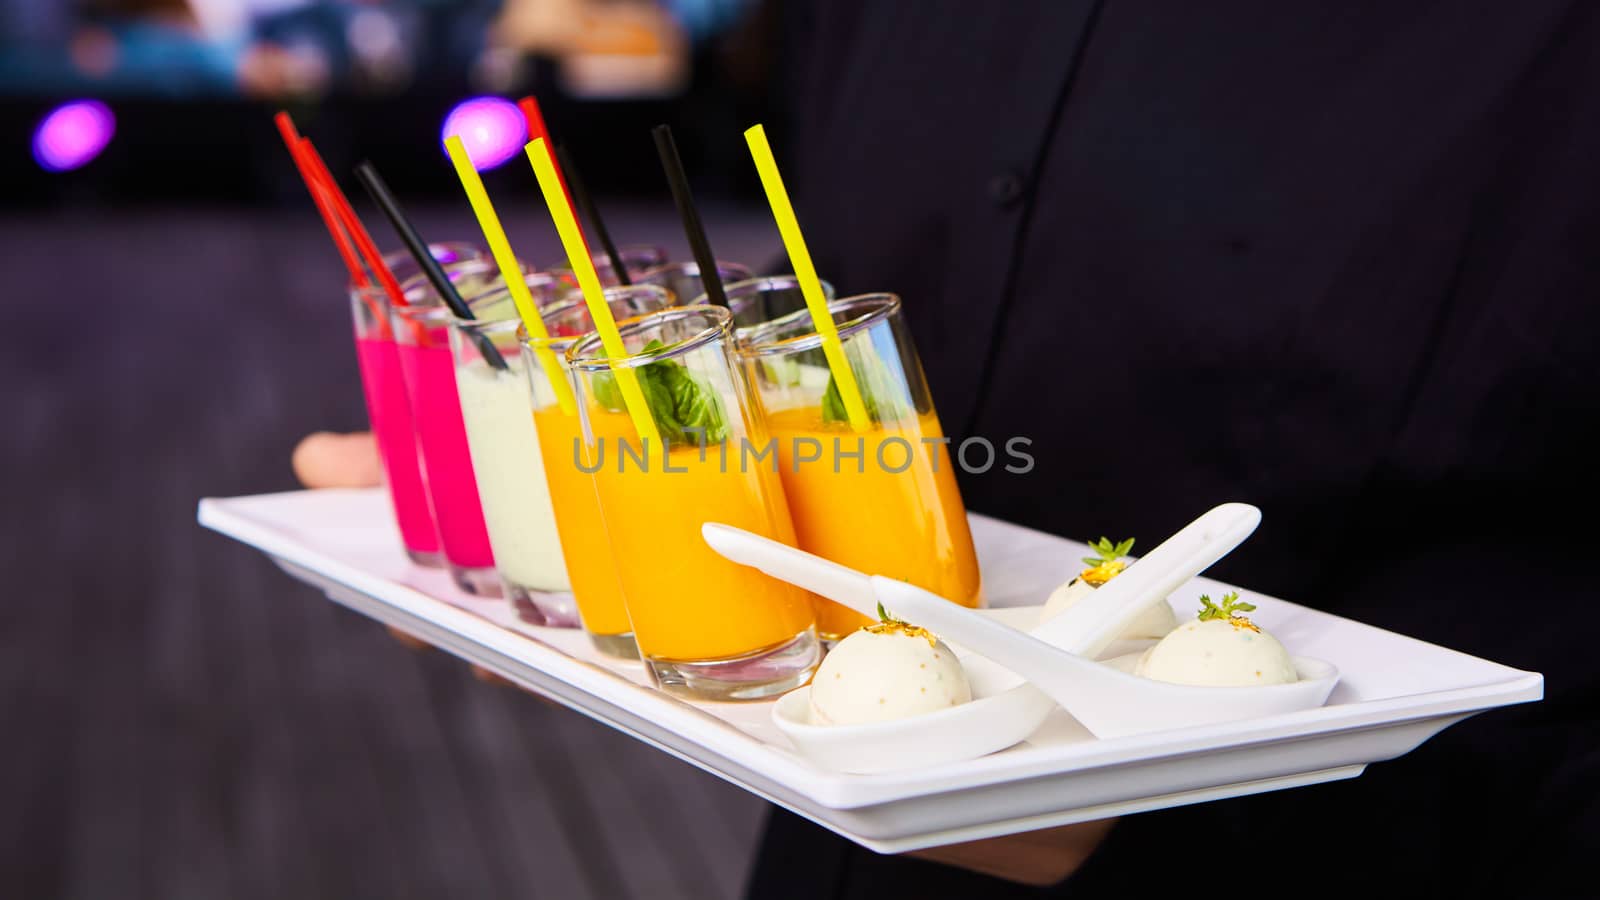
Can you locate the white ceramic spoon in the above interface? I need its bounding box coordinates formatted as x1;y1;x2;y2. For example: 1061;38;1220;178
767;654;1053;774
873;575;1339;739
702;523;1052;774
702;522;877;620
1034;502;1263;657
865;503;1338;738
704;504;1336;770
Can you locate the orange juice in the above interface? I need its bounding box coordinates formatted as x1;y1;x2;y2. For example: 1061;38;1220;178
521;282;677;658
767;406;983;638
586;410;816;661
533;405;632;638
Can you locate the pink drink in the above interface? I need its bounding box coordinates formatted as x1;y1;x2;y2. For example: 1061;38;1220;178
394;327;497;572
354;335;439;559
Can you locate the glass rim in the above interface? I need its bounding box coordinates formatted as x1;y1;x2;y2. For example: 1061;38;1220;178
520;283;677;354
382;240;484;267
540;283;674;325
690;274;831;308
566;305;734;372
736;293;901;358
391;301;451;324
445;271;565;330
545;243;669;273
451;315;523;338
399;258;507;305
354;242;486;291
393;295;494;326
638;259;753;279
554;280;677;313
348;282;389;305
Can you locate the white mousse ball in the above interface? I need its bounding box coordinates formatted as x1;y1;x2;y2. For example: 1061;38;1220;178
1040;578;1179;640
1136;618;1299;686
810;629;972;725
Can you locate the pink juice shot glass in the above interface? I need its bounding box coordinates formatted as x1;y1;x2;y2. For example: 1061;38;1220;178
390;259;514;597
349;285;442;566
346;243;487;567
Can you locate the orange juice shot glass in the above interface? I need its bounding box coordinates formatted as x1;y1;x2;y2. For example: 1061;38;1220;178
737;293;983;642
519;284;676;659
565;306;821;700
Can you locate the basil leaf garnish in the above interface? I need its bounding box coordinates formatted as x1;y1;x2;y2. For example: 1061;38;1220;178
820;340;910;426
590;339;729;448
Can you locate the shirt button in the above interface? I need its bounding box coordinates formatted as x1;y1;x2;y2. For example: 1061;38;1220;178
988;171;1027;207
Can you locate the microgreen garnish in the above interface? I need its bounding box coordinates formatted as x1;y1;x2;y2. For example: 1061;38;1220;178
1082;537;1134;569
1078;536;1134;586
1197;592;1259;630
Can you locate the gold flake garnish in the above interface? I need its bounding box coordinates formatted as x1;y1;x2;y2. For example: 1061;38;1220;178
1079;559;1127;586
1079;537;1134;585
867;601;938;647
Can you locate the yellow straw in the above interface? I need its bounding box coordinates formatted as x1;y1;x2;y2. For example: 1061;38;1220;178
443;135;575;414
525;137;662;450
743;124;870;433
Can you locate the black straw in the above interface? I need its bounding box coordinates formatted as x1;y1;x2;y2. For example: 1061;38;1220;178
651;125;728;308
353;161;507;371
556;145;631;287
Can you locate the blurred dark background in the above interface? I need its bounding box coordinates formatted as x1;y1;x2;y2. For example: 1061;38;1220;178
1;0;787;204
3;2;796;898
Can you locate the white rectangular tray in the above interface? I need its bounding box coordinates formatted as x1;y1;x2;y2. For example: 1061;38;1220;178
198;488;1541;852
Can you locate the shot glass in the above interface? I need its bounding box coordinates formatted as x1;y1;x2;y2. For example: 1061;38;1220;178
637;260;754;310
519;284;676;657
547;244;668;291
391;293;498;596
567;306;820;699
347;284;441;566
448;275;579;623
344;242;488;567
737;293;983;642
699;274;835;330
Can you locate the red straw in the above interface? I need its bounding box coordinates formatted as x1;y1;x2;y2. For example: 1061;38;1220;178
272;113;397;337
302;159;369;287
517;95;589;250
518;96;566;200
273;112;367;287
298;139;411;308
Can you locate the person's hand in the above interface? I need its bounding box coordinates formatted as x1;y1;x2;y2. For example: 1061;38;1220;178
907;818;1116;886
292;431;384;488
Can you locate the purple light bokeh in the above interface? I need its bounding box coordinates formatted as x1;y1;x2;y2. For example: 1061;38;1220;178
440;97;528;171
33;101;116;173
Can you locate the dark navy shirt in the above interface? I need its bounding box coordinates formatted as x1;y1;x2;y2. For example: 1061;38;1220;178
747;2;1600;896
